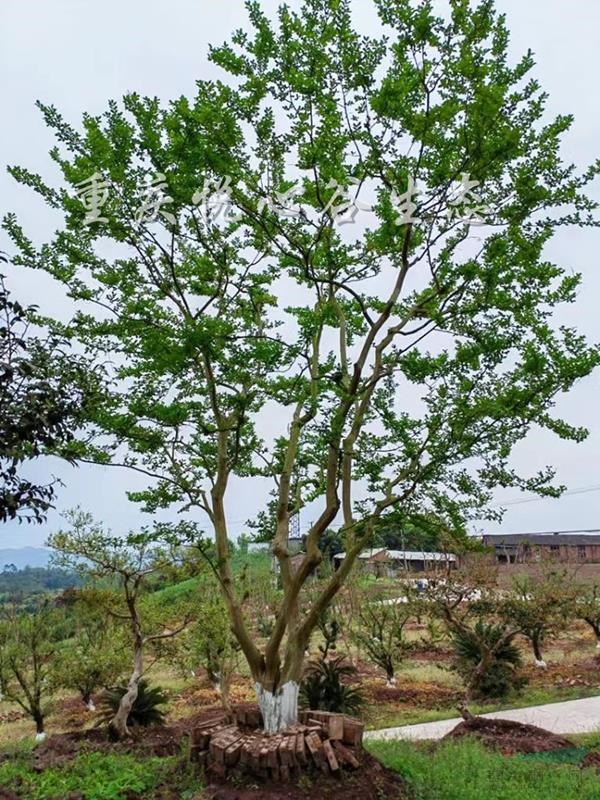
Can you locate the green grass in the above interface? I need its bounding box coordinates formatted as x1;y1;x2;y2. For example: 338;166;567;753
368;738;600;800
0;751;198;800
365;684;600;730
152;576;201;604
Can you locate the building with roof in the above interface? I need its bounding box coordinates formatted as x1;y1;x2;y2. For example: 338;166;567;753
332;547;458;577
482;530;600;565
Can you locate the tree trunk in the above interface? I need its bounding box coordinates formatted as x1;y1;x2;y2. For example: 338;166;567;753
34;710;45;741
109;640;143;740
255;681;300;734
81;691;96;712
385;662;396;687
532;634;546;668
583;618;600;648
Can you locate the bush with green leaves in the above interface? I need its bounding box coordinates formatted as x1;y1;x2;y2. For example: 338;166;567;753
351;592;415;685
300;656;363;714
53;597;129;709
178;586;241;711
0;601;64;737
316;607;340;658
99;679;168;728
451;621;525;701
505;568;577;668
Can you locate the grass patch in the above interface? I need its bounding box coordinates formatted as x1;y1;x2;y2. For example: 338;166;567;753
0;751;197;800
368;738;600;799
365;685;600;730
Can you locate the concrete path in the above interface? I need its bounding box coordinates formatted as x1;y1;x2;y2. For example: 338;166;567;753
365;695;600;741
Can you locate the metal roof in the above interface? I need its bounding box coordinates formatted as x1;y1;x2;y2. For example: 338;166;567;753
333;548;457;562
483;531;600;546
385;550;458;562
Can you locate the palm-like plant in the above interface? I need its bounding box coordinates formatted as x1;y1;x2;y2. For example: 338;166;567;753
99;679;168;728
452;621;524;700
300;656;363;714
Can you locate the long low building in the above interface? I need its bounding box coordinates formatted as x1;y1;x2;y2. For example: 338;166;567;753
333;547;458;577
482;531;600;564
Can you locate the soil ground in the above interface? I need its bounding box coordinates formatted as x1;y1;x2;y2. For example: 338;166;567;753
444;716;576;755
6;712;408;800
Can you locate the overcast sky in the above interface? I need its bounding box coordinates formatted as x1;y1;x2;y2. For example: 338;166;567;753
1;0;599;548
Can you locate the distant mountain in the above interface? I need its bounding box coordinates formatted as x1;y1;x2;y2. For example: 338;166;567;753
0;547;52;571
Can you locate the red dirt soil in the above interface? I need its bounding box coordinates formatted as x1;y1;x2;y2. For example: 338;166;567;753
365;682;461;707
203;750;408;800
21;709;408;800
444;716;576;756
581;751;600;774
30;708;227;771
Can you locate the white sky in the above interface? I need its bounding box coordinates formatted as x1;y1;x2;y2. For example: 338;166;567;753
1;0;599;547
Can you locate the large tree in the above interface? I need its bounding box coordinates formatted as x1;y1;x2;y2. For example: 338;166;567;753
4;0;599;730
0;254;97;523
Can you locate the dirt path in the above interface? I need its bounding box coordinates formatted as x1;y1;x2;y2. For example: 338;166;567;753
365;695;600;741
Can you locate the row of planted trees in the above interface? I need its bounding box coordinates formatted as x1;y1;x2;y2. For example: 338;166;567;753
3;511;600;742
300;560;600;709
0;510;251;740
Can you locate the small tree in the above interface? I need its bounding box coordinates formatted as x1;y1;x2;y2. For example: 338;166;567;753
316;607;340;659
428;565;525;712
54;596;129;710
0;602;61;739
48;510;194;740
576;583;600;650
352;590;414;685
506;568;577;668
179;585;241;712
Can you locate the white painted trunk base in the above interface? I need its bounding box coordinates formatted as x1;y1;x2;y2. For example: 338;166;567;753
86;699;96;712
256;681;299;734
35;732;46;742
534;659;547;669
596;640;600;649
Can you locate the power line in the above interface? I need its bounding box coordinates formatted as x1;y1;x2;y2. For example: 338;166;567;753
493;483;600;508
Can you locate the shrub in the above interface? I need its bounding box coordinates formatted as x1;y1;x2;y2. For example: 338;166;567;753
0;751;175;800
351;595;413;684
452;621;525;700
317;608;340;658
99;679;168;728
300;656;363;714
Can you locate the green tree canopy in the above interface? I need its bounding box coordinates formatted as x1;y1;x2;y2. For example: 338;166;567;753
4;0;599;728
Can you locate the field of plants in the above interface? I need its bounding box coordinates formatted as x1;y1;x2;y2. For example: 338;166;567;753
1;542;600;799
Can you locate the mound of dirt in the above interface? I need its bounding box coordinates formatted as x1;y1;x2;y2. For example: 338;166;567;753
444;716;575;755
32;725;183;771
581;751;600;774
31;708;229;772
203;750;408;800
